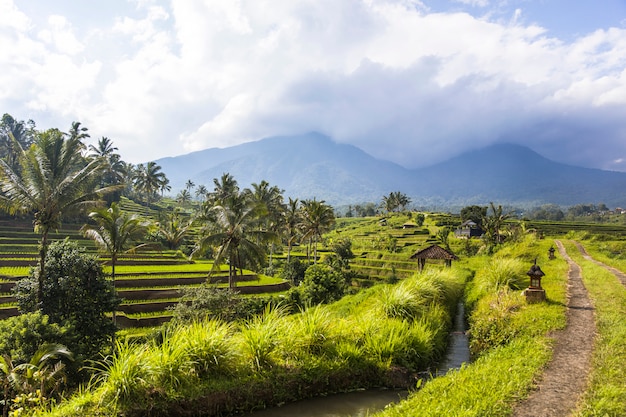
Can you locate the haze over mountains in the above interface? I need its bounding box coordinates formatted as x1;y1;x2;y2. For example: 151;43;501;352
155;133;626;209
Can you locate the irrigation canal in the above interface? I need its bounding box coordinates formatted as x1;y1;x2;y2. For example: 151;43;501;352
242;302;471;417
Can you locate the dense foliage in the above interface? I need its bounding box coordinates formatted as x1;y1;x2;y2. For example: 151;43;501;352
14;240;120;360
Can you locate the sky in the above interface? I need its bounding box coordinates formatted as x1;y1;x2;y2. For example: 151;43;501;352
1;0;626;172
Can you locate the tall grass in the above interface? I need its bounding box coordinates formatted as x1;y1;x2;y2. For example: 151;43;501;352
168;319;236;378
39;259;468;417
236;305;286;372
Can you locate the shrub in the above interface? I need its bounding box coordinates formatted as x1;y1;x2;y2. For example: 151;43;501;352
0;312;70;364
299;264;347;306
13;240;119;360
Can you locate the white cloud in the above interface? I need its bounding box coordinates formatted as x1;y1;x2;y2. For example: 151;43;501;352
1;0;625;173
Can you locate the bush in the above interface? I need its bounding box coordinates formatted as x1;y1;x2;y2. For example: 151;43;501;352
13;239;120;360
299;264;348;306
280;258;308;285
0;312;70;364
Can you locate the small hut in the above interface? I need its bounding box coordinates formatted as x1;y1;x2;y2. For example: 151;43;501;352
410;244;459;271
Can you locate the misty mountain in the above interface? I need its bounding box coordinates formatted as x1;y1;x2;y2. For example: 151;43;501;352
154;133;626;209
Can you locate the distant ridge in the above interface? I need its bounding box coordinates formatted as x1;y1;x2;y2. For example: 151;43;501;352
154;134;626;208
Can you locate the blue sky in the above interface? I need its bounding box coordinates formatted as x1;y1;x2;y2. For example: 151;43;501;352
1;0;626;172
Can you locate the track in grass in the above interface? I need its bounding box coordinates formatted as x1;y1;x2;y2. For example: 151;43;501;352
512;240;596;417
574;242;626;288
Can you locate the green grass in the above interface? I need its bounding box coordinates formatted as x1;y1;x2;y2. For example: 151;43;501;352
373;236;569;417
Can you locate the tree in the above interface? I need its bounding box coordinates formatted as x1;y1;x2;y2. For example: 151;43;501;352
300;199;335;263
481;202;512;251
88;136;117;159
381;191;411;213
0;114;35;174
436;226;453;251
193;189;277;289
208;173;239;205
132;161;168;203
81;202;150;324
195;184;208;201
0;125;117;304
298;264;347;305
157;211;192;250
460;205;487;227
245;180;285;266
13;240;120;360
176;189;192;206
284;197;301;262
185;179;195;193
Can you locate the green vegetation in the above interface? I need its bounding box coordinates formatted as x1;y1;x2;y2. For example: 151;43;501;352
2;114;626;416
373;235;569;417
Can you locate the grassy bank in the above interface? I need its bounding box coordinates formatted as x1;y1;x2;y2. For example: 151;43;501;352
39;267;467;417
373;236;569;417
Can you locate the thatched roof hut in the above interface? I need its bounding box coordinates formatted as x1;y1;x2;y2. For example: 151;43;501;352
410;244;458;271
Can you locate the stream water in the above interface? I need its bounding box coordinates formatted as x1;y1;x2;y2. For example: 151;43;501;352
435;301;471;376
241;389;408;417
242;302;470;417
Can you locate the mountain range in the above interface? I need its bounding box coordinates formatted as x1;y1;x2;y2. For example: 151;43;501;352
154;132;626;209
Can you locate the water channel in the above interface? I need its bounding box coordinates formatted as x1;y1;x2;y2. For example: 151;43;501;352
242;302;470;417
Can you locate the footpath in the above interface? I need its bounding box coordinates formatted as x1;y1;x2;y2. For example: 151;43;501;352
512;240;595;417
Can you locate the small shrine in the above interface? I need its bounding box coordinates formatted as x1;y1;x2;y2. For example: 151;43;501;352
523;260;546;303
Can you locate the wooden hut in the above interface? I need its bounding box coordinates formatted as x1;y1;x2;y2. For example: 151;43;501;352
410;244;458;271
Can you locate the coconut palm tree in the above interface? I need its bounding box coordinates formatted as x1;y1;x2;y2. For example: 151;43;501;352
158;210;192;250
176;189;192;207
81;202;150;323
185;179;195;193
284;197;301;262
0;114;35;173
132;161;168;203
300;199;335;264
481;202;512;251
193;191;276;289
195;184;208;201
0;126;118;304
88;136;117;159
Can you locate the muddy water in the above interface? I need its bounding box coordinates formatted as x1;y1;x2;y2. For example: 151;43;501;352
242;303;470;417
242;389;408;417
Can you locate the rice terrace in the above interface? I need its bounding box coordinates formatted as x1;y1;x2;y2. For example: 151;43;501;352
1;118;626;417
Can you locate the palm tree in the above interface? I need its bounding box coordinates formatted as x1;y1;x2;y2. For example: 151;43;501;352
482;202;512;251
246;180;285;263
284;197;301;262
0;126;118;304
176;189;192;207
185;179;195;193
300;199;335;264
193;192;276;289
88;138;125;194
11;343;73;410
195;184;208;201
81;202;150;324
132;161;168;203
158;211;192;250
88;136;117;159
0;114;35;173
209;173;239;205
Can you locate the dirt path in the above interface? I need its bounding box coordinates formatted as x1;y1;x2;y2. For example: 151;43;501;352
512;240;596;417
573;241;626;287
